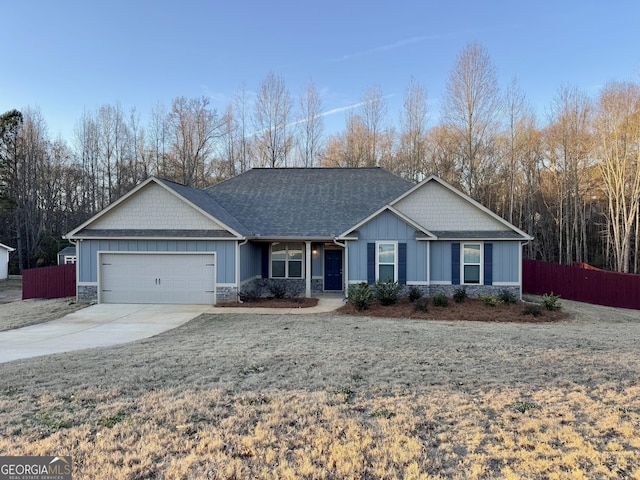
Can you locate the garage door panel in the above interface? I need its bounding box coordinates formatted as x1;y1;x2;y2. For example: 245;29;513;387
100;253;216;304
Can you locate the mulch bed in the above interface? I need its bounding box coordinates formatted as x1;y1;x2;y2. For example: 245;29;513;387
218;297;319;308
337;297;569;323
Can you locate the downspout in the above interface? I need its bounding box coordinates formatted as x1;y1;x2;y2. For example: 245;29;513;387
68;238;80;303
333;238;348;298
519;239;530;300
236;238;248;303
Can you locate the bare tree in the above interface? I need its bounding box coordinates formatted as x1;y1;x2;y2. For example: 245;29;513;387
148;102;170;179
253;72;293;168
397;77;429;181
502;78;531;223
360;85;388;167
594;81;640;272
322;112;369;167
424;125;462;186
544;84;593;264
167;96;223;187
233;84;252;173
298;78;324;167
442;42;502;198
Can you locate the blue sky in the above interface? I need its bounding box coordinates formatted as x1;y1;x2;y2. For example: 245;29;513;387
2;1;639;143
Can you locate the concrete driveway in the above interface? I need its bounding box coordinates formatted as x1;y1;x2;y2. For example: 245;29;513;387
0;304;212;363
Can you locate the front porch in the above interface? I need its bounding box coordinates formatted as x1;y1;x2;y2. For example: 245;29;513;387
240;241;346;299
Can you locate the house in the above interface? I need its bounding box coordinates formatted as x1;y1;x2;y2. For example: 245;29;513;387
0;243;15;280
64;168;532;304
57;246;77;265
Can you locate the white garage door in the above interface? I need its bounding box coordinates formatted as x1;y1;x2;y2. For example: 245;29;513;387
100;253;216;304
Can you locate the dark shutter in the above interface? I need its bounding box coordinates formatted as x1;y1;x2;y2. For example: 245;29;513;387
367;243;375;284
484;243;493;285
451;242;460;285
398;243;407;285
261;244;269;279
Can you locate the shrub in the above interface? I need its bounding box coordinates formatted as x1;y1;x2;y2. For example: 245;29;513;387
499;289;518;305
453;287;467;303
413;296;429;312
238;287;260;303
268;282;288;299
542;292;562;311
481;294;503;307
523;304;543;317
373;280;403;306
432;293;449;307
348;283;373;311
287;282;304;300
408;285;423;302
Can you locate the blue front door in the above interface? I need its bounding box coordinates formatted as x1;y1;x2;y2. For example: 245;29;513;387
324;249;343;290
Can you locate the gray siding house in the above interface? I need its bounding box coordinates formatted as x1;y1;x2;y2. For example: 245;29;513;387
64;168;532;304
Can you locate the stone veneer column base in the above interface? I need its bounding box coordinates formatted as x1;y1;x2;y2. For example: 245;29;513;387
77;285;98;303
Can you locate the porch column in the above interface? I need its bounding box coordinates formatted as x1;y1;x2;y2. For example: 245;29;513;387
305;241;312;298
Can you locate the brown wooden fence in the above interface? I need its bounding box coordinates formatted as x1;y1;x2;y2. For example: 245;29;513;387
22;264;76;300
523;259;640;309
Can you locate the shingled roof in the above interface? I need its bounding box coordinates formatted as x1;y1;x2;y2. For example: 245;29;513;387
204;168;415;238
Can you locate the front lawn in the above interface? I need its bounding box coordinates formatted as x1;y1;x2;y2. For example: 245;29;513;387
0;302;638;478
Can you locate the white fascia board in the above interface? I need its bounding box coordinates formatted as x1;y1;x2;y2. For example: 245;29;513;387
337;205;436;239
71;235;241;241
0;243;15;252
435;236;528;241
389;176;533;241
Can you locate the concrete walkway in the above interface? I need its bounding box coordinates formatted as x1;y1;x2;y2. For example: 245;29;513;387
0;296;344;363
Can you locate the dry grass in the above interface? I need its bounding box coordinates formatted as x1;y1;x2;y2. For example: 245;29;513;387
0;297;85;331
0;300;639;478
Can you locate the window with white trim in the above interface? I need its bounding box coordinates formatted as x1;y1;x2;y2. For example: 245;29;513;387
271;242;303;278
64;256;77;265
462;243;482;284
377;242;397;282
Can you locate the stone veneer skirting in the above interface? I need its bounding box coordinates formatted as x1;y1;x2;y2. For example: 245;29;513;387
76;284;238;305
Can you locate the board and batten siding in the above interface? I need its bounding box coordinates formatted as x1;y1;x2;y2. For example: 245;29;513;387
348;210;427;283
79;239;236;284
492;241;520;283
429;241;520;284
430;242;452;282
240;242;262;282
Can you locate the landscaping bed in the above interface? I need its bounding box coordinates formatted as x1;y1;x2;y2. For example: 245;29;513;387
338;296;568;322
218;297;319;308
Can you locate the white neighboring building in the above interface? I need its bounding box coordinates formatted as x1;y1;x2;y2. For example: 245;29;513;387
0;243;15;280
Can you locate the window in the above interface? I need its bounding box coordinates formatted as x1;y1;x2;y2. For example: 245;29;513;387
462;243;481;284
377;242;397;282
271;243;303;278
64;256;77;265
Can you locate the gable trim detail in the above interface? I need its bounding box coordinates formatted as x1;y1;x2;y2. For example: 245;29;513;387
390;176;533;240
64;177;244;240
338;205;436;240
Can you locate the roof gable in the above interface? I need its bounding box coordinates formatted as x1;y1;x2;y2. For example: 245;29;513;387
391;176;531;239
65;177;244;239
339;205;436;239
